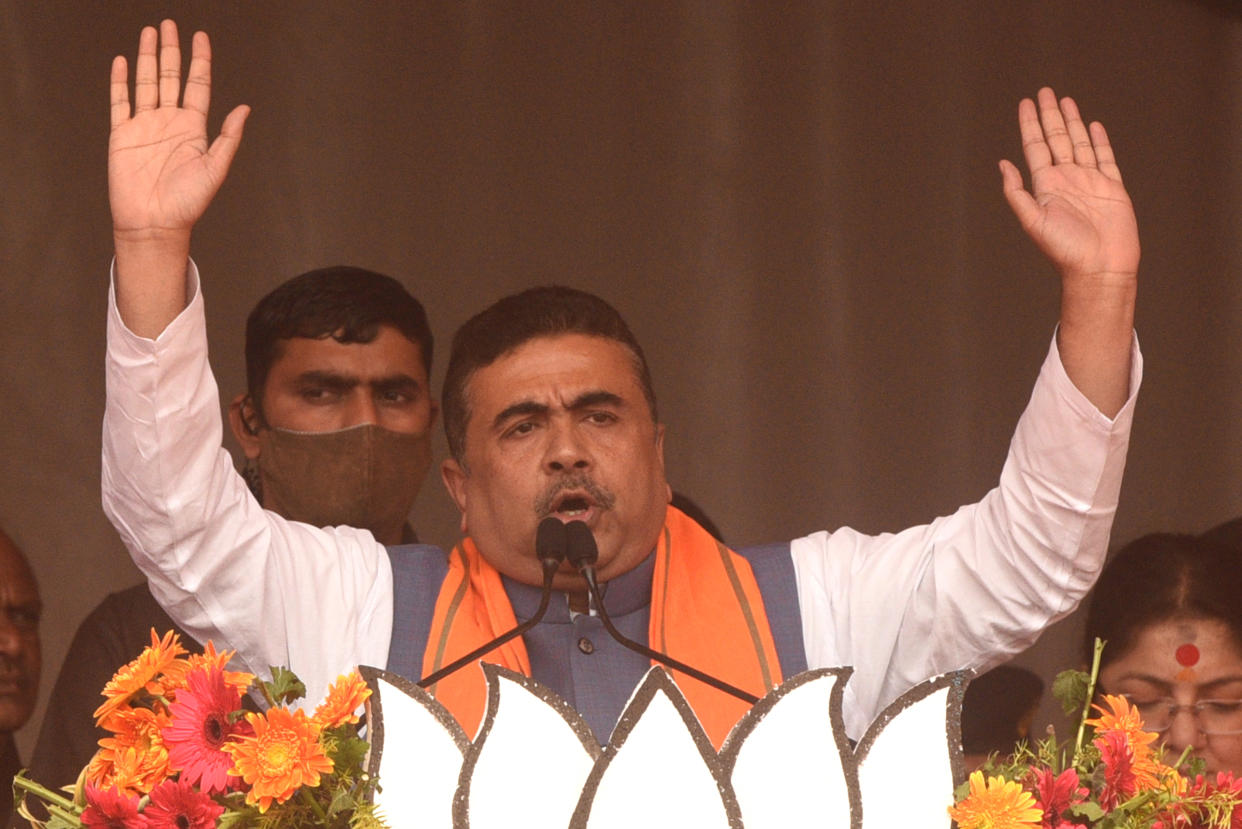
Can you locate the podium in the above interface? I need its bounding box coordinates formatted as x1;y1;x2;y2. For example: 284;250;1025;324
361;665;968;828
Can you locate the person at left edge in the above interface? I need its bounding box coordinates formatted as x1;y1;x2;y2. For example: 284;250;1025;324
0;528;41;824
25;266;438;792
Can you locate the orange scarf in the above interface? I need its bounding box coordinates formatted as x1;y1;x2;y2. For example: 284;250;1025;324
421;505;782;748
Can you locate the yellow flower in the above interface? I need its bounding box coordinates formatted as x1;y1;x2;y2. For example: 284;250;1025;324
224;707;334;812
86;706;173;795
184;640;255;694
312;671;372;728
948;771;1043;829
94;629;189;724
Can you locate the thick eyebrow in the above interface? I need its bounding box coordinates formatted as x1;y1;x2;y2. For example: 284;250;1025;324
566;390;624;411
293;371;422;394
292;370;360;392
493;400;549;430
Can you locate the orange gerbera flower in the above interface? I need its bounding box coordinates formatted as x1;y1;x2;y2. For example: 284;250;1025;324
86;706;173;795
948;771;1043;829
224;707;334;812
1087;694;1164;792
184;641;255;695
312;671;372;728
94;629;189;724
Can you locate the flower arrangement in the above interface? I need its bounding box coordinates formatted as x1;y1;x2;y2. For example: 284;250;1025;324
13;630;386;828
950;641;1242;829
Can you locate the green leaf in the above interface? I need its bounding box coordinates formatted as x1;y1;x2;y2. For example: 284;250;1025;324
1070;801;1106;821
263;666;307;705
1052;668;1091;718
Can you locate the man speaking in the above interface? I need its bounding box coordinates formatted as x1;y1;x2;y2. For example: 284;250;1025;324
101;21;1139;747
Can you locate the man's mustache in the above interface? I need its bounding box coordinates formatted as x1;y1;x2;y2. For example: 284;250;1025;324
534;474;617;517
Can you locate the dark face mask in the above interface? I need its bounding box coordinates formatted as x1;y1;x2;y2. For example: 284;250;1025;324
255;423;432;545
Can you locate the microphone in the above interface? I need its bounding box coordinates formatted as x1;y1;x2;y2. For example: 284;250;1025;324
418;517;566;689
563;520;759;705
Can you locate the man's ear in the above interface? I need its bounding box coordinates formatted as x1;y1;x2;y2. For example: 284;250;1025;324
440;457;469;534
227;393;263;460
656;423;671;503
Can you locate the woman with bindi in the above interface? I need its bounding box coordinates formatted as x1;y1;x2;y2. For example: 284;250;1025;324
1085;533;1242;775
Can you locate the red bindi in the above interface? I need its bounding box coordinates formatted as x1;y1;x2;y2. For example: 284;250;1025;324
1176;643;1200;667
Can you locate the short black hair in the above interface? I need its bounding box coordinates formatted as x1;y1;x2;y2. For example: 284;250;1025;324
245;266;433;412
1085;532;1242;670
442;286;657;463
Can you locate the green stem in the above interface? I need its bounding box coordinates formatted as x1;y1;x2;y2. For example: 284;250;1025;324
298;786;328;823
1073;638;1106;765
12;775;77;813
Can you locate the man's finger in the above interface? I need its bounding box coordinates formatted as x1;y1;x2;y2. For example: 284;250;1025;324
1089;122;1124;184
183;31;213;117
109;56;130;129
999;158;1040;234
1060;96;1096;169
1037;87;1073;165
133;25;158;113
1017;97;1052;176
204;105;251;180
157;19;182;108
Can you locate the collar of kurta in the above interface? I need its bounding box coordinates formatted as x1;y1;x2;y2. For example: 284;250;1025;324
421;505;783;748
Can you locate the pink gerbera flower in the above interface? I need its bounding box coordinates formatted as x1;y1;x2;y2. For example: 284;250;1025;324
144;778;225;829
163;667;250;792
1027;767;1088;829
81;785;148;828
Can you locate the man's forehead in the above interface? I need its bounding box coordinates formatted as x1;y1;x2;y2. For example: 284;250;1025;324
269;326;428;380
465;334;645;412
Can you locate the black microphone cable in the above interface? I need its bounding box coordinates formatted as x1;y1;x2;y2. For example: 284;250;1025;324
417;517;567;689
563;520;759;705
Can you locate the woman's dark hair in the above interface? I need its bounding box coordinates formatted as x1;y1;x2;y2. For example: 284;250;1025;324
1084;532;1242;670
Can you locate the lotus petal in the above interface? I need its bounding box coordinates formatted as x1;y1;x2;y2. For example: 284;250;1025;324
724;668;854;829
361;666;468;829
458;665;601;828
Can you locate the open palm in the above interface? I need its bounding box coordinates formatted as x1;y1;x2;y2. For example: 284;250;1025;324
109;22;248;238
1001;89;1139;281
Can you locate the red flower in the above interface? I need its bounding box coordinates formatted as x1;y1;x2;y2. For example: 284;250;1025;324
164;667;251;793
1096;729;1139;810
81;785;148;828
144;778;225;829
1027;767;1088;829
1184;772;1242;829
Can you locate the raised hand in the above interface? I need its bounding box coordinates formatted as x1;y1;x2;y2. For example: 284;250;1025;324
1000;87;1139;285
109;20;249;338
1000;88;1137;418
110;20;248;239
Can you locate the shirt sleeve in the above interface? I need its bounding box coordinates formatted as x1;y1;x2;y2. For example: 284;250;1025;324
791;332;1142;739
100;260;395;709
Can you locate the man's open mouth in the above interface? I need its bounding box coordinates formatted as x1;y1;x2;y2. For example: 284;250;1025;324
552;493;594;519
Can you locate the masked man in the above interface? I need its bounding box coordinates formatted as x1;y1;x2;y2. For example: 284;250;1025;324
26;265;437;790
102;22;1138;748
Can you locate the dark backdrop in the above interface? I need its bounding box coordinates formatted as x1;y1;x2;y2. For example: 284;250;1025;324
3;0;1240;755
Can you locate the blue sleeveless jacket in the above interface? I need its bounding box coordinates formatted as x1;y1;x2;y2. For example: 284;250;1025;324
385;541;806;743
